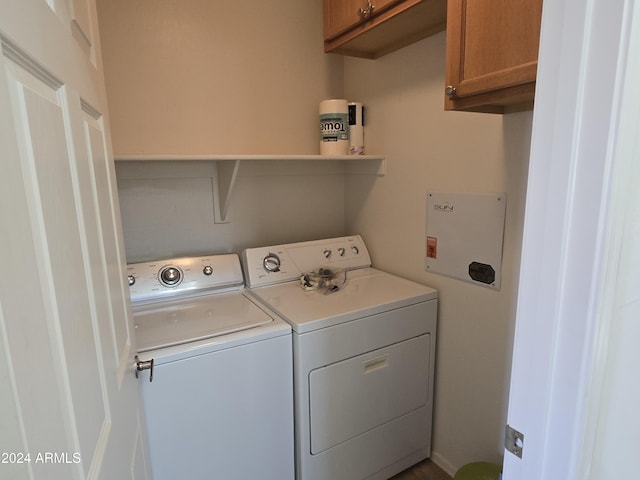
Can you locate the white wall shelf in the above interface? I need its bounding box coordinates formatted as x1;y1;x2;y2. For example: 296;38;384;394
114;154;386;223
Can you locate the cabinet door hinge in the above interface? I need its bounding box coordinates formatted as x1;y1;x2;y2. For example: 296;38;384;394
505;424;524;458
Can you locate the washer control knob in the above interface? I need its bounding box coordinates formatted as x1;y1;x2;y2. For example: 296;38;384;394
351;246;360;255
323;249;332;259
159;266;182;286
203;265;213;276
338;247;346;256
262;253;281;273
128;274;136;286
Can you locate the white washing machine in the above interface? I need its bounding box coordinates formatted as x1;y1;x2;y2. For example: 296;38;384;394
242;236;438;480
128;253;294;480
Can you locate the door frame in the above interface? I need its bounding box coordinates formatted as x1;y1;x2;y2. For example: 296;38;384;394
504;0;638;478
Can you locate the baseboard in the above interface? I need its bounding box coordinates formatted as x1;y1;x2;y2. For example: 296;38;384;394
430;451;458;477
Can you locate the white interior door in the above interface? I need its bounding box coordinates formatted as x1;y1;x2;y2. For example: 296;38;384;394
0;1;149;479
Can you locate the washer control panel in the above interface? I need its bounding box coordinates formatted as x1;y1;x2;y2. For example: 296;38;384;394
242;235;371;288
127;253;244;305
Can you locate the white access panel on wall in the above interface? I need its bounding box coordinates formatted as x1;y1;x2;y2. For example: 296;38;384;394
425;192;506;290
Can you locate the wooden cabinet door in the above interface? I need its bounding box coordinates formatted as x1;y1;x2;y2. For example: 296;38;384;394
324;0;363;39
324;0;445;59
445;0;543;112
323;0;400;40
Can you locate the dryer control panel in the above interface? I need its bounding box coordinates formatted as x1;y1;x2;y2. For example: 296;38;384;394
127;253;244;305
242;235;371;288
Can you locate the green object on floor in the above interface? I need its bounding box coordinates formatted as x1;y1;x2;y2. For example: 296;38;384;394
454;462;501;480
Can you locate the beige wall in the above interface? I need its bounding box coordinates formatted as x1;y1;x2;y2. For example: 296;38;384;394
97;0;342;155
97;0;348;261
344;33;532;473
114;159;348;262
98;1;533;475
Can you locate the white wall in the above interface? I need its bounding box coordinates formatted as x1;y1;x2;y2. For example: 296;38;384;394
588;152;640;477
586;3;640;474
343;33;533;474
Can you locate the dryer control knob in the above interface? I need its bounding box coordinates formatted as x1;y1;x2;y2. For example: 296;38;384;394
203;265;213;276
338;247;346;256
262;253;281;273
323;249;332;259
351;246;360;254
128;274;136;286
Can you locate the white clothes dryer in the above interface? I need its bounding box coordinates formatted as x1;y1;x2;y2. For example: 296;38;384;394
128;253;294;480
242;236;438;480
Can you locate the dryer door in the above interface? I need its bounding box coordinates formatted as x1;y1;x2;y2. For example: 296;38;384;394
309;333;431;454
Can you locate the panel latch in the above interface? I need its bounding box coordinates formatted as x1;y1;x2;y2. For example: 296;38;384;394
135;355;154;382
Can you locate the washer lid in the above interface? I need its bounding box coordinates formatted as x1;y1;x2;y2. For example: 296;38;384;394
249;268;438;333
133;291;274;352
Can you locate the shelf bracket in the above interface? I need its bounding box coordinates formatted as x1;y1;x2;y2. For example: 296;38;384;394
212;159;241;223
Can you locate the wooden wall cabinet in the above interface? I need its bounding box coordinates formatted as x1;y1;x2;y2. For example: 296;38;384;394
323;0;447;59
444;0;543;113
